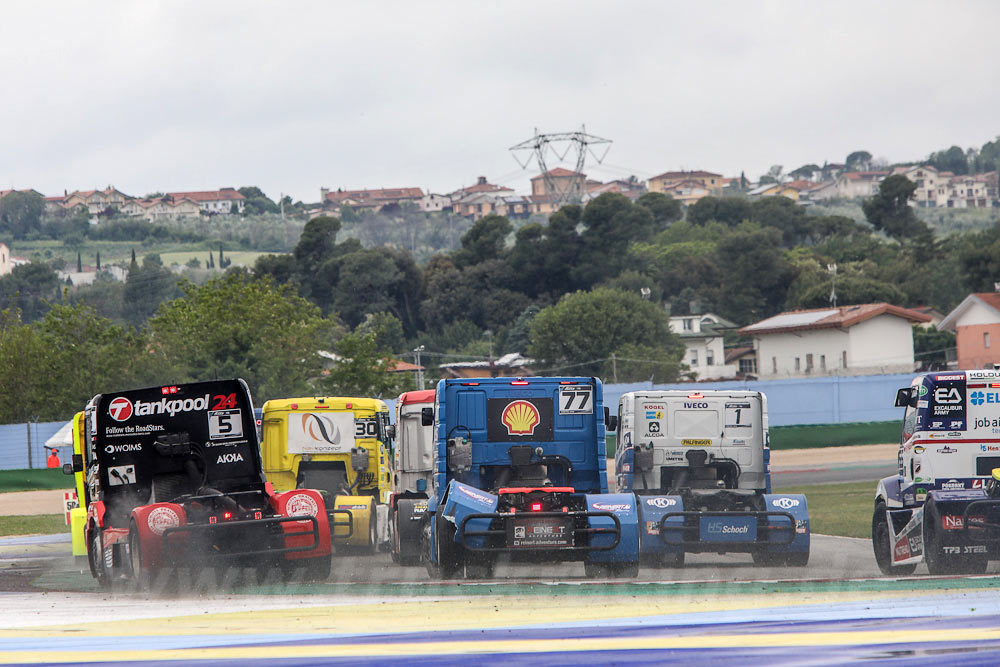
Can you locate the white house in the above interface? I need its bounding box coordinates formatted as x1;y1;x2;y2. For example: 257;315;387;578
668;313;739;380
739;303;931;379
0;242;10;276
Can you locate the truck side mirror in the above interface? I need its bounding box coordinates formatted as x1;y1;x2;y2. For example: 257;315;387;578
384;424;396;440
894;387;912;408
604;407;618;432
421;407;434;426
63;454;83;474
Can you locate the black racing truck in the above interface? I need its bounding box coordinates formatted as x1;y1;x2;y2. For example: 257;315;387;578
70;379;333;589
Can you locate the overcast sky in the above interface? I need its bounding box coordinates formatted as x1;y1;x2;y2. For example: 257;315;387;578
3;1;999;203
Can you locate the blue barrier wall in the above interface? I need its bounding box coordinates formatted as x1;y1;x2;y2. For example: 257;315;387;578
600;373;914;427
0;422;68;471
0;373;913;470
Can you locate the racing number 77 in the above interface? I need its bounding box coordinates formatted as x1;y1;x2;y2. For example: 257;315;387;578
560;386;593;413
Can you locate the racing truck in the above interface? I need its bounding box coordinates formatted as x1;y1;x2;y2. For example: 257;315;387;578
615;390;810;567
71;379;333;589
259;397;394;553
873;370;1000;575
389;389;436;565
419;376;640;579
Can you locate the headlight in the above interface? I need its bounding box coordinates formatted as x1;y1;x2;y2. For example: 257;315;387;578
147;506;181;535
285;493;319;518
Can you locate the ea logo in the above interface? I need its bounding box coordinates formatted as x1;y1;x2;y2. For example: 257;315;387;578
773;497;799;509
108;397;133;422
646;497;677;508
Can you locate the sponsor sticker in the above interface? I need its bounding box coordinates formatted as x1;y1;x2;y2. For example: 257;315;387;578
645;497;677;509
646;520;660;535
772;497;800;510
286;493;319;517
107;465;136;486
936;446;958;454
457;485;494;505
216;452;244;464
682;438;712;447
592;502;632;513
941;479;964;490
147;506;180;535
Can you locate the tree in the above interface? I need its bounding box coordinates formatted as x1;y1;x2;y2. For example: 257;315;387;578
913;325;955;369
318;328;405;398
149;273;336;401
686;196;751;227
636;192;682;227
749;196;811;247
0;263;61;322
845;150;872;171
709;223;796;323
927;145;969;175
528;287;683;377
573;193;657;288
238;186;280;215
452;214;512;268
789;164;820;180
0;191;45;239
605;342;685;383
122;254;180;325
862;175;933;245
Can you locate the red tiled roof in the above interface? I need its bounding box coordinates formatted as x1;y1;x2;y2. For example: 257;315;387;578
531;167;584;179
650;169;722;181
386;359;425;372
724;346;754;364
974;293;1000;312
739;303;932;336
167;189;245;202
458;182;513;195
783;180;814;190
843;171;889;180
325;187;424;204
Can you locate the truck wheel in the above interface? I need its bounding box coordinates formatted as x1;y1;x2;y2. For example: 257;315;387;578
923;498;949;575
395;500;423;566
366;507;378;555
751;549;775;567
389;507;399;564
303;554;333;582
464;558;495;579
583;560;607;578
90;528;111;589
129;520;154;592
873;501;916;576
425;513;461;579
612;561;640;578
783;551;809;567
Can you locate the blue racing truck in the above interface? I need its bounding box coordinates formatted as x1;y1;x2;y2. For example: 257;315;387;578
419;377;641;578
615;390;810;567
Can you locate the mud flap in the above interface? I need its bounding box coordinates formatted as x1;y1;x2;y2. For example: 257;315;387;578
442;481;498;550
584;493;639;564
761;493;810;556
886;505;924;566
636;495;684;557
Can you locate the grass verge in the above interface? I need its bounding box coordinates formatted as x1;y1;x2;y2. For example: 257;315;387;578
0;514;68;537
0;469;74;493
772;480;873;539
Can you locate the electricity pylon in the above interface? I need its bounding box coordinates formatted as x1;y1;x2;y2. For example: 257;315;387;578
510;126;612;206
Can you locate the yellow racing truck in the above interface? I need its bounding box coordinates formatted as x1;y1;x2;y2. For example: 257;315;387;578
63;411;89;557
260;397;394;552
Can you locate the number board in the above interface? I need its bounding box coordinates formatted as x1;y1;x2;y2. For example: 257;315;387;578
209;409;244;439
724;402;752;429
558;385;593;415
354;418;379;439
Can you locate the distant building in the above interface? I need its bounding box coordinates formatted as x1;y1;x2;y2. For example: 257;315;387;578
740;303;931;379
438;352;534;379
647;170;723;205
450;177;516;220
836;171;889;199
320;186;424;213
938;292;1000;369
0;242;10;276
668;313;739;380
530;167;586;201
165;188;245;215
420;193;452;213
60;187;132;215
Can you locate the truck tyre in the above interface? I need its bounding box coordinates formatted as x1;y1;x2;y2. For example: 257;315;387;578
303;554;333;582
872;501;916;576
366;506;378;555
394;499;423;566
923;498;987;575
783;551;809;567
464;558;495;579
129;520;154;592
90;527;112;589
425;513;461;579
389;507;399;564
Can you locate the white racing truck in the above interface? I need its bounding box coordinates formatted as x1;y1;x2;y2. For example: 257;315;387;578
874;370;1000;575
615;390;810;567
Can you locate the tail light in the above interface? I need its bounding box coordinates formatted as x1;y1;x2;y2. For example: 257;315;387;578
531;502;542;512
254;511;262;520
223;511;233;520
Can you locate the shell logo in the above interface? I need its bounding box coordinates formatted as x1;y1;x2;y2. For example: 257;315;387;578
501;400;540;436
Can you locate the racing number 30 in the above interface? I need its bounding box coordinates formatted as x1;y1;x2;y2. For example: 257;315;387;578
559;386;593;414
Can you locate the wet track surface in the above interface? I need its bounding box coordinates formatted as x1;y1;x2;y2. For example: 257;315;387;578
3;533;1000;664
